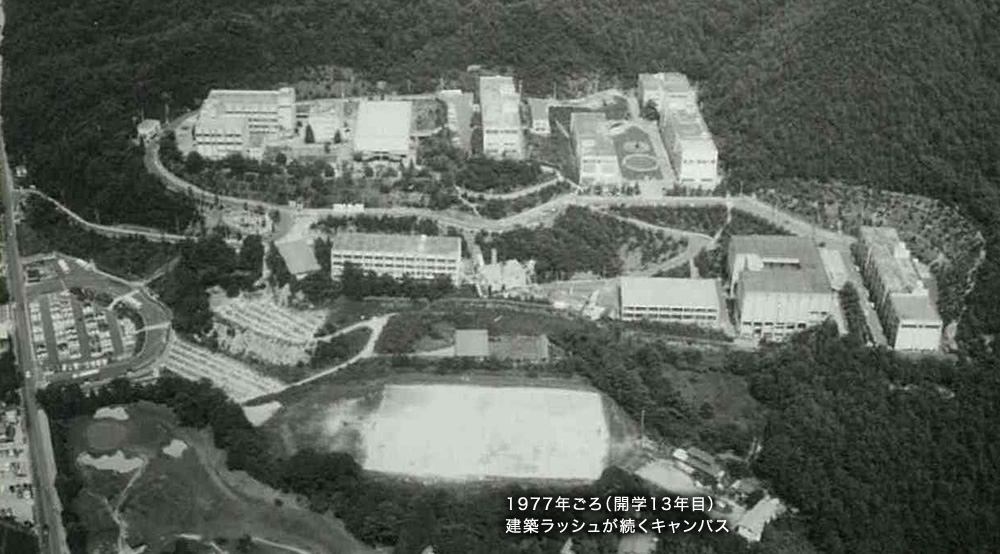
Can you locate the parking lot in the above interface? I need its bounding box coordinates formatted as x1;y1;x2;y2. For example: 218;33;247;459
23;255;171;385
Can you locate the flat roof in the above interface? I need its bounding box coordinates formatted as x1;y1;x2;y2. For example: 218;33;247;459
859;226;925;294
571;112;616;157
620;277;722;309
275;240;320;276
490;335;550;361
455;329;490;357
890;293;941;323
205;87;294;106
527;98;551;122
354;101;413;155
639;72;693;93
480;76;521;129
732;236;833;294
329;232;461;258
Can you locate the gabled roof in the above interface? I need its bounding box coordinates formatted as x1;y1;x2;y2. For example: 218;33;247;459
620;277;722;309
354;101;412;154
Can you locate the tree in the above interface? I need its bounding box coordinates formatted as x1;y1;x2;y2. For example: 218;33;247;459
184;151;206;174
641;100;660;121
304;124;316;144
236;534;252;553
334;130;343;144
275;152;288;166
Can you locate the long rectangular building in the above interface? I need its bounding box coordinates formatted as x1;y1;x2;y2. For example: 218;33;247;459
479;76;523;159
729;236;838;341
858;227;941;351
620;277;723;327
354;101;413;163
195;87;296;160
660;108;719;190
329;233;462;283
571;112;621;189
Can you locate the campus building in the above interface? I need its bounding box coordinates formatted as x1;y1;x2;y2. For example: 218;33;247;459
274;240;320;280
438;90;474;151
571;112;622;189
194;88;296;160
638;73;697;116
527;98;552;135
729;236;839;341
353;101;413;164
329;233;462;283
858;227;942;351
660;108;719;190
479;76;523;159
619;277;724;327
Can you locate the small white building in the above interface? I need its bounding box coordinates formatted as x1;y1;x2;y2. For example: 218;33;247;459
136;119;162;143
619;277;724;327
354;101;413;163
571;112;621;189
527;98;552;135
479;76;523;159
858;227;942;351
638;72;697;117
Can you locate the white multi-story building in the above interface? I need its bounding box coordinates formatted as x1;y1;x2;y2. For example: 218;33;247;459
194;87;296;160
660;108;719;190
527;98;552;135
729;236;839;341
619;277;724;327
571;112;621;189
858;227;942;351
638;72;697;116
479;76;523;159
329;233;463;283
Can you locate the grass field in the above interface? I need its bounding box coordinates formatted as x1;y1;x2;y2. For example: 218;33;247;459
68;402;372;554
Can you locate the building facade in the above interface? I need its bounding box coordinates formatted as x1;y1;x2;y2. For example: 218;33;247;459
571;112;622;189
638;73;697;116
619;277;723;327
194;87;296;160
858;227;942;351
527;98;552;135
353;101;413;163
479;76;523;159
729;236;839;341
329;233;462;283
660;109;719;190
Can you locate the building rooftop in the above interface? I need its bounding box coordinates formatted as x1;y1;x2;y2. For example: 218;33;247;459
455;329;490;357
571;112;617;157
527;98;552;123
275;240;320;277
889;293;942;324
860;226;926;295
480;76;521;129
731;236;833;294
818;248;849;291
620;277;722;309
205;87;295;107
354;101;413;155
736;497;786;543
438;90;474;149
329;232;462;258
639;72;693;93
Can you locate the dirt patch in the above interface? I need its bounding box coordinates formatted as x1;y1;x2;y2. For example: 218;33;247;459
78;451;144;474
94;406;130;421
162;439;188;458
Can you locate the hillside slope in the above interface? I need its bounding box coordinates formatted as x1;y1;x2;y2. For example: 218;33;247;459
704;0;1000;212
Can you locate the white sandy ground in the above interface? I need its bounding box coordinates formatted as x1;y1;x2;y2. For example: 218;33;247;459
161;439;188;458
635;459;703;496
93;406;130;421
354;384;609;481
243;401;283;427
77;451;144;473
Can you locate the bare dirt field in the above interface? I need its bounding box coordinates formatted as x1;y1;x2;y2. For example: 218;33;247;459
270;378;622;482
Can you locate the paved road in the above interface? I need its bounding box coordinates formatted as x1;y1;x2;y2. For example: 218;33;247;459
22;188;189;243
1;52;69;554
